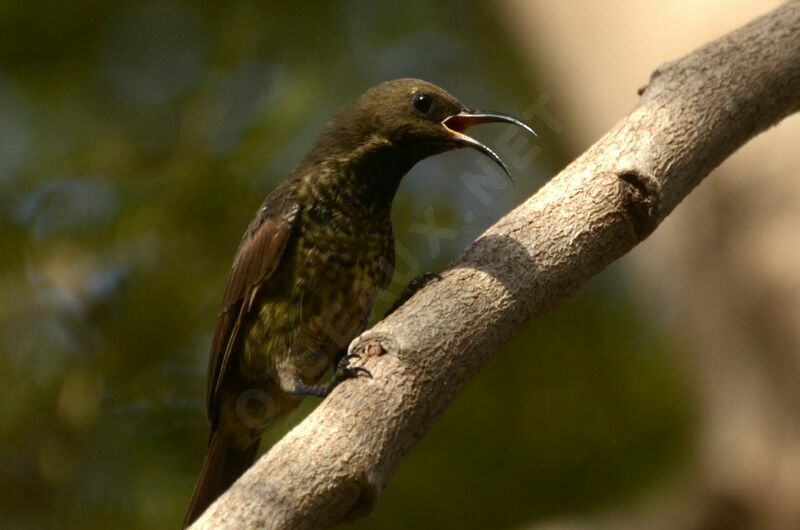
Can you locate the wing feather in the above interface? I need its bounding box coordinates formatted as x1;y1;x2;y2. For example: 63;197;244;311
205;183;300;422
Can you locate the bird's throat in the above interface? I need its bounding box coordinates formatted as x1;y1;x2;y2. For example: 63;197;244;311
312;141;416;209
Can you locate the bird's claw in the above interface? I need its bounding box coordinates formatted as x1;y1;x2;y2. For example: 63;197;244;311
344;366;372;379
342;352;362;364
335;355;372;381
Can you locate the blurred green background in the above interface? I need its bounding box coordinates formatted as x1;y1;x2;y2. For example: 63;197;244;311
0;1;692;528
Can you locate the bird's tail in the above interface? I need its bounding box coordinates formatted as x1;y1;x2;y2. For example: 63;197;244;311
182;432;260;528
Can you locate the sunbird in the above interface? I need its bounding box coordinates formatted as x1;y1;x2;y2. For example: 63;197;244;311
184;78;535;527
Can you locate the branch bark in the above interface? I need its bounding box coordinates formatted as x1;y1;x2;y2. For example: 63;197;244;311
192;3;800;528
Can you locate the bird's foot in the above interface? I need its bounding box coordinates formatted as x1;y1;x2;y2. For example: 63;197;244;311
384;271;442;316
290;354;371;399
334;353;372;383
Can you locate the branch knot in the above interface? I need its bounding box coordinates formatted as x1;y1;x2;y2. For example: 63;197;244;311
617;170;661;241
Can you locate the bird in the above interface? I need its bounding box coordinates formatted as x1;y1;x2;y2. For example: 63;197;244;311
183;78;536;527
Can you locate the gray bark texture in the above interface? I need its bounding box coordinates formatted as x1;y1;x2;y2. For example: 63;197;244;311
191;3;800;528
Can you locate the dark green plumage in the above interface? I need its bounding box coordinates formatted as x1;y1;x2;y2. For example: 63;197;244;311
183;78;535;527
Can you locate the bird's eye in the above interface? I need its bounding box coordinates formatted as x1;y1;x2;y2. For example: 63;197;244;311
412;92;432;114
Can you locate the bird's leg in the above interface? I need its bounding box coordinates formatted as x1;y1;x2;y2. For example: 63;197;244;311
283;353;371;399
384;271;442;317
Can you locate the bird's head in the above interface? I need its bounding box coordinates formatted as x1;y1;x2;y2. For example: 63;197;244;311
312;78;536;181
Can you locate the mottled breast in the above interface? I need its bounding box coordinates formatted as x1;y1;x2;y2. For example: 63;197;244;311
240;192;394;385
289;198;394;375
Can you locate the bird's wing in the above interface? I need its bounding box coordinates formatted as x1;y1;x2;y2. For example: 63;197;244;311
206;182;300;423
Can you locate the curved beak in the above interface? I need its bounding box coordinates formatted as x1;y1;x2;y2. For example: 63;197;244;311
442;109;537;181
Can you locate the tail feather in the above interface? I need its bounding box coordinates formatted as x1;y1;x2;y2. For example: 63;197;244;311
183;432;260;528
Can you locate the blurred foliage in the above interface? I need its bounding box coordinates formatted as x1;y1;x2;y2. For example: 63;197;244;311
0;1;692;529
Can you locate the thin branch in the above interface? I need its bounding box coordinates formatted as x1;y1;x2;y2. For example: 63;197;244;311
191;3;800;528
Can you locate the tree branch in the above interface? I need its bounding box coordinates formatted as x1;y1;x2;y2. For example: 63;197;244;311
191;3;800;528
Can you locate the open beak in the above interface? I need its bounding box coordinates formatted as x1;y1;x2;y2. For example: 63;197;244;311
442;110;537;180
